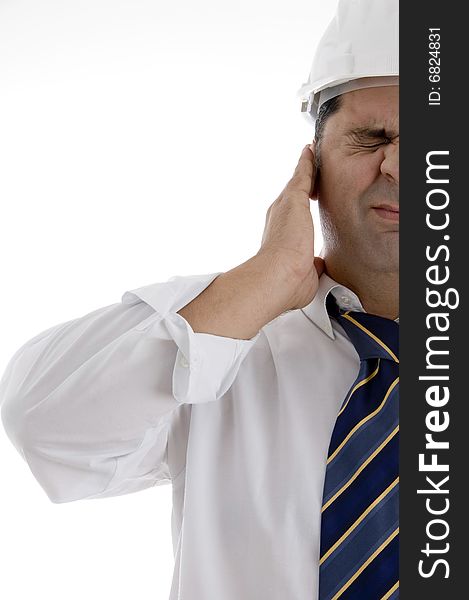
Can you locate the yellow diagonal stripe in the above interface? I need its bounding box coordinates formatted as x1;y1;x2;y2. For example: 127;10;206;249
327;377;399;464
337;359;381;418
320;477;399;564
331;528;399;600
322;426;399;512
380;580;399;599
342;311;399;363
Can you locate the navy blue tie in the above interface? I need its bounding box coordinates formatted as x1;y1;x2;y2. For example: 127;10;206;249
318;293;399;600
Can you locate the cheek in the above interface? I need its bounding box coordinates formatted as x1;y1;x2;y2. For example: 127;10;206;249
320;153;381;199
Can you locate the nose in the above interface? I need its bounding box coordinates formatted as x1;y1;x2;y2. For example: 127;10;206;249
380;138;399;185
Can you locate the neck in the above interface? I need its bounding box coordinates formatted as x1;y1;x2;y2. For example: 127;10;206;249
324;257;399;320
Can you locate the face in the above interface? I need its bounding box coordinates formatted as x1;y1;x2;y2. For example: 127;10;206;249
316;85;399;274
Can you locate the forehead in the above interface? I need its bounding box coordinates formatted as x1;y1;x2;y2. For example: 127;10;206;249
331;86;399;135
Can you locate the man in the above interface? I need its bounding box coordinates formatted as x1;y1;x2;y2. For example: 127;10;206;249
0;0;399;598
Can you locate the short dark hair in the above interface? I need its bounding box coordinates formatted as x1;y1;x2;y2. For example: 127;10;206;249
314;95;342;168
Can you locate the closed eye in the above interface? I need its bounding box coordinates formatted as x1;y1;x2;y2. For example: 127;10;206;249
350;138;392;151
363;140;390;148
348;141;387;152
347;127;396;149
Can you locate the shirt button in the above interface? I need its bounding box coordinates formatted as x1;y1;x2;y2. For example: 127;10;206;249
341;295;351;305
179;354;190;368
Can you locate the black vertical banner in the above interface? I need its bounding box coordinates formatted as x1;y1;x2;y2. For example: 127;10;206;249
400;1;466;598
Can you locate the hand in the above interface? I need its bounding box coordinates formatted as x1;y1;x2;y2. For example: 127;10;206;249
256;143;325;310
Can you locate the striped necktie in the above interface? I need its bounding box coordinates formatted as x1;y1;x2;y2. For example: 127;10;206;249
318;293;399;600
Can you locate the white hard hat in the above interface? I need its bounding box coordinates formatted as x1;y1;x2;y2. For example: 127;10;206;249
297;0;399;122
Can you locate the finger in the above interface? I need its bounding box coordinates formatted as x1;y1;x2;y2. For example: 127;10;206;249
286;145;316;196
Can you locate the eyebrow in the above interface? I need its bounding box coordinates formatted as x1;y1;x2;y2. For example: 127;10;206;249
346;126;398;140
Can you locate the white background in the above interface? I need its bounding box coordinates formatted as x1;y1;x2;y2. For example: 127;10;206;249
0;1;336;598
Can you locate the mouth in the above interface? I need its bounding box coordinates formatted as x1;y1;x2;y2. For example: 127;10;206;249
371;204;399;222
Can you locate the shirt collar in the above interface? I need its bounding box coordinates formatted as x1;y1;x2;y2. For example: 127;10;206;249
300;272;399;340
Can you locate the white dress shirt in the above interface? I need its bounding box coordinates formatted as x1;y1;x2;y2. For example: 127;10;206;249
0;271;398;600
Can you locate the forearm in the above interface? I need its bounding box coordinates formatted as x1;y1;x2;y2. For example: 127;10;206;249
177;253;295;340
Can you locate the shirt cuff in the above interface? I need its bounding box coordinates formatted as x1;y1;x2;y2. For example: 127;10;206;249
121;273;261;404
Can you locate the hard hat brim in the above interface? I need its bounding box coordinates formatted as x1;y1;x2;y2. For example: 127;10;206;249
298;72;399;122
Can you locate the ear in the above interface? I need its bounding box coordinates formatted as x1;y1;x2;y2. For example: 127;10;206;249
310;164;320;200
309;139;320;201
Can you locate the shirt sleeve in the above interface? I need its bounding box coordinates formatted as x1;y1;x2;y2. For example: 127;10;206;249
0;272;260;504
